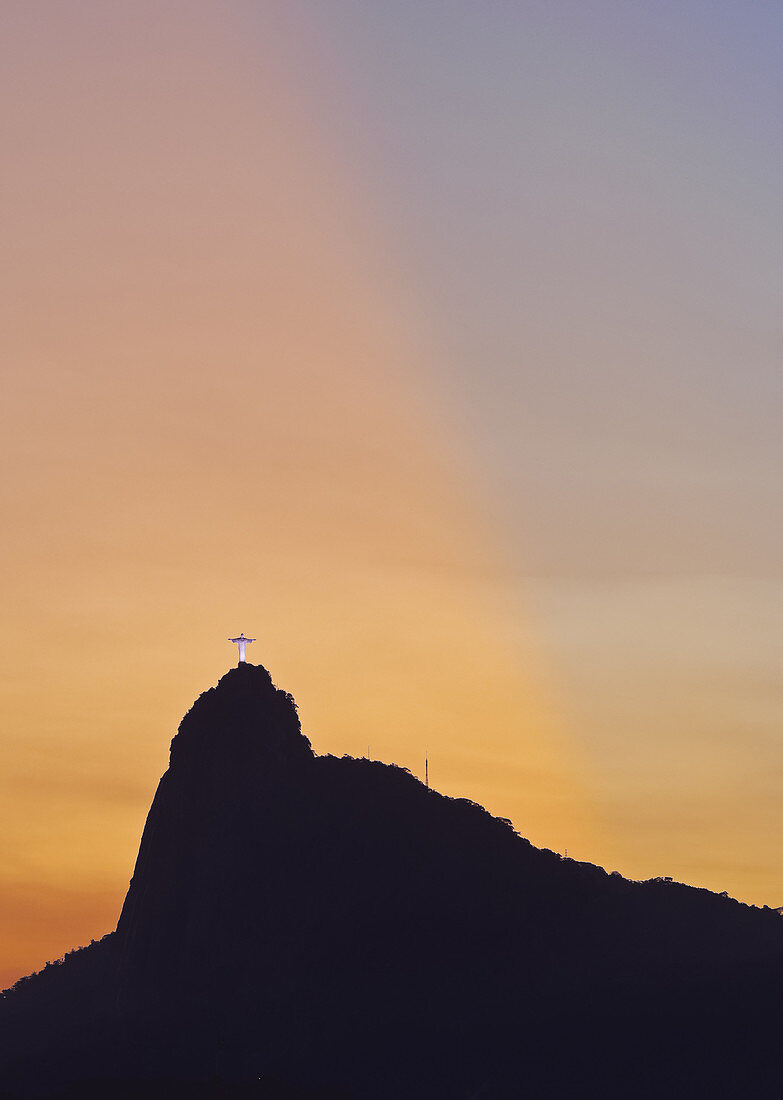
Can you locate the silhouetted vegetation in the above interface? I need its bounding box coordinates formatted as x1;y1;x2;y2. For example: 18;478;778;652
3;662;783;1097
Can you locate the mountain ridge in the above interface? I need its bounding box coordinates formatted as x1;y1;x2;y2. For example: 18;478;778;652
3;662;783;1098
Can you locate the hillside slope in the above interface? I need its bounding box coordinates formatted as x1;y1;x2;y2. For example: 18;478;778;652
2;663;783;1098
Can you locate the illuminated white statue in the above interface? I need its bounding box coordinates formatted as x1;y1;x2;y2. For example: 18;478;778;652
229;633;255;663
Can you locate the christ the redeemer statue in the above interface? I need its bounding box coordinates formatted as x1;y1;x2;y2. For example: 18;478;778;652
229;633;255;663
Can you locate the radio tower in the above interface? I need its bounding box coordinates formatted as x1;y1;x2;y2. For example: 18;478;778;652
425;755;429;788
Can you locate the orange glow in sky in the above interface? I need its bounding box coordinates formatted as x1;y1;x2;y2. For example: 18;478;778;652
3;1;782;986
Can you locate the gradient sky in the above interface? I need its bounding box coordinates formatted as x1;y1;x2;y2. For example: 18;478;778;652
2;0;782;986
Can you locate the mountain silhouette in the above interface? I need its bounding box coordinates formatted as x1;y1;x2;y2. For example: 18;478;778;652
2;662;783;1098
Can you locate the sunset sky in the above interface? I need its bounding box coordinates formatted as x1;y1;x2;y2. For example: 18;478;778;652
2;0;782;986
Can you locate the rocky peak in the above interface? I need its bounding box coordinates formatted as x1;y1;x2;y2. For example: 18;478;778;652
169;661;313;786
115;662;313;965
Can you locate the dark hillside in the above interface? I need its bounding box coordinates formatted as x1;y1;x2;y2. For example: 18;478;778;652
3;663;783;1098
